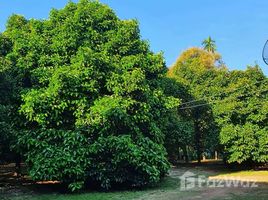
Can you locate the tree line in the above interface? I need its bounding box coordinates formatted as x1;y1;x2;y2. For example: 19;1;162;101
0;0;267;192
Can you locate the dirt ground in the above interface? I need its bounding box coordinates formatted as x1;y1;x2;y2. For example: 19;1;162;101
137;166;268;200
1;163;268;200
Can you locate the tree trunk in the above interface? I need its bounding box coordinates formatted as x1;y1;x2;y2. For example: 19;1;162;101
202;153;206;161
15;154;21;177
215;151;218;160
182;146;189;163
194;115;201;164
177;148;181;161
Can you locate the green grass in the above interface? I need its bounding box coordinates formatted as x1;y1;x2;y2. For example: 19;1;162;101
8;192;143;200
2;168;268;200
2;176;179;200
3;189;145;200
215;189;268;200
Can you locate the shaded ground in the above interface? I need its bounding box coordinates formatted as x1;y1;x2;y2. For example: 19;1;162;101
1;162;268;200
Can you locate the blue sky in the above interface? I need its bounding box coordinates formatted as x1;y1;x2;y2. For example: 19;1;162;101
0;0;268;75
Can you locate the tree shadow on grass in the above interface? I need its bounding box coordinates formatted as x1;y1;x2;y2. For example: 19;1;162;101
0;163;180;200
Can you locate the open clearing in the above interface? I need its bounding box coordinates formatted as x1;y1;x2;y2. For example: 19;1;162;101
1;163;268;200
209;170;268;183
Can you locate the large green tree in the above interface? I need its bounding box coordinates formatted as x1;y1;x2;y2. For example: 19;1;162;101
1;0;180;191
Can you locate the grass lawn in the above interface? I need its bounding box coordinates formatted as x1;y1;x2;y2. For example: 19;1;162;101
6;191;145;200
1;165;268;200
1;176;179;200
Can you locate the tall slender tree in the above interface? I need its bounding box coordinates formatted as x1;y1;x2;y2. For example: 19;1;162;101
202;36;217;53
169;47;221;163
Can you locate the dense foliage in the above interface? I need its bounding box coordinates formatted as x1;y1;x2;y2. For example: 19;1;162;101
0;0;179;191
0;0;267;193
0;33;18;163
217;67;268;164
168;48;222;162
169;47;268;164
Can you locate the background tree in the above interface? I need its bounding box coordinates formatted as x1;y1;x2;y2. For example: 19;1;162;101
158;77;195;163
169;46;268;165
216;66;268;164
169;47;222;163
202;36;217;53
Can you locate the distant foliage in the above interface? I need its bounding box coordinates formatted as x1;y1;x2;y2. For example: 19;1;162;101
169;46;268;165
169;47;222;162
217;67;268;163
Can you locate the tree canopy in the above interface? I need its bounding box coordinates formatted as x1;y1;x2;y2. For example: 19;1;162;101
169;47;268;165
0;0;180;191
0;0;267;193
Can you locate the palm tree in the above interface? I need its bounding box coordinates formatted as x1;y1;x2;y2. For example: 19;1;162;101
202;36;216;53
